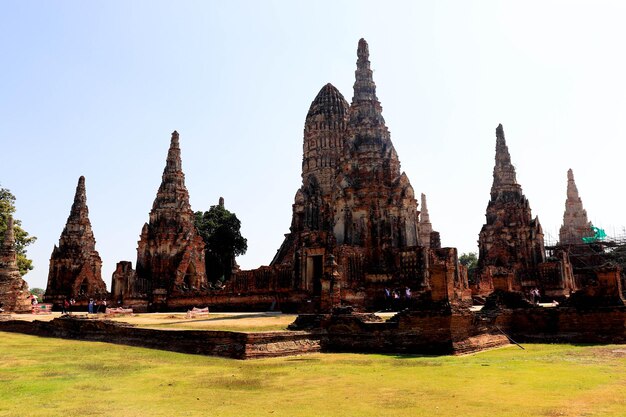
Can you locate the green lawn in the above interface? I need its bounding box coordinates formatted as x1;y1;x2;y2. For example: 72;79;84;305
0;332;625;417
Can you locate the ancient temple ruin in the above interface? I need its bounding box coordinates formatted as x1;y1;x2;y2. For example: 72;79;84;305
0;216;31;313
265;38;460;311
44;176;107;306
559;169;593;245
475;125;574;298
121;131;207;310
112;39;464;312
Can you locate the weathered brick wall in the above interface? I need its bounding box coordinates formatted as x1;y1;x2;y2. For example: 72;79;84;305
496;307;626;344
0;318;321;359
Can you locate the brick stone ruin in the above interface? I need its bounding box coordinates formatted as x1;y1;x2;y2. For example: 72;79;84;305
44;176;107;308
0;216;32;313
472;125;624;309
38;38;624;341
101;38;469;314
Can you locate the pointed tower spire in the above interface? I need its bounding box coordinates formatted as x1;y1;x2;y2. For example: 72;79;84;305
418;193;434;248
347;38;388;136
490;124;522;198
61;176;95;246
68;176;89;223
165;130;182;174
352;38;378;103
420;193;430;223
566;169;579;199
151;130;190;213
559;168;593;245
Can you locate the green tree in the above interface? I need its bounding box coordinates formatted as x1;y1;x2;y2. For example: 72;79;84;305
0;186;36;275
459;252;478;284
194;202;247;283
30;287;45;298
459;252;478;268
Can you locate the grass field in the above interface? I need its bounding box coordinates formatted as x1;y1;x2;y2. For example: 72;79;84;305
1;332;625;417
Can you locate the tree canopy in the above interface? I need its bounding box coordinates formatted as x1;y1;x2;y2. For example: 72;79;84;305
459;252;478;268
459;252;478;284
194;202;247;283
0;185;37;275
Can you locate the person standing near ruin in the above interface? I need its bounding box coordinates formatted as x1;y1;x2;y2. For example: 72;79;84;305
62;298;69;314
88;299;94;314
404;286;412;309
392;289;400;311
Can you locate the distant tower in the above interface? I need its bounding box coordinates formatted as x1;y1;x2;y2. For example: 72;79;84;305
0;216;31;312
45;176;107;306
559;169;593;245
419;193;440;249
476;124;545;291
135;131;207;306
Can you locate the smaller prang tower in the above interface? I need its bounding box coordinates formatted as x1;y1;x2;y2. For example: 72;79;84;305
45;176;107;307
476;124;545;293
559;169;593;245
134;131;207;310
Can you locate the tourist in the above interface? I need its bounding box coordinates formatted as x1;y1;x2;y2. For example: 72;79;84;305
88;299;94;314
69;298;75;315
101;299;107;313
392;289;400;310
384;287;391;310
62;298;69;315
404;286;412;309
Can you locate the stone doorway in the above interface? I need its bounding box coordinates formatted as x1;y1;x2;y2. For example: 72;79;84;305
310;255;323;296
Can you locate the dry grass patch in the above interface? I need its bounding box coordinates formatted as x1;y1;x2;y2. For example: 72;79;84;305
0;332;625;417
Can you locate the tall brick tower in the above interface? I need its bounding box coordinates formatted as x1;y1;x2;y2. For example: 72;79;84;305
333;38;419;263
45;176;107;306
476;124;545;292
559;169;593;245
135;131;207;306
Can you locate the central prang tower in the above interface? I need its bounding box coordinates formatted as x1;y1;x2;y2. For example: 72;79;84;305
271;39;454;311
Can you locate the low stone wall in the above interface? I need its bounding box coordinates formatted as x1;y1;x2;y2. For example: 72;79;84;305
499;306;626;344
122;292;311;314
295;310;511;355
292;306;626;355
0;318;321;360
3;307;624;360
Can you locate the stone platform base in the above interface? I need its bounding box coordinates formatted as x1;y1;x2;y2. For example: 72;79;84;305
0;317;321;359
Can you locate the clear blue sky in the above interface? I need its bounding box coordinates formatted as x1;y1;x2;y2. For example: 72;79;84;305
2;0;626;290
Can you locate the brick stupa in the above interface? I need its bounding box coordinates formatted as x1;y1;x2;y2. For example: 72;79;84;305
45;176;107;306
0;216;31;312
135;131;207;306
476;124;545;293
559;169;593;245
